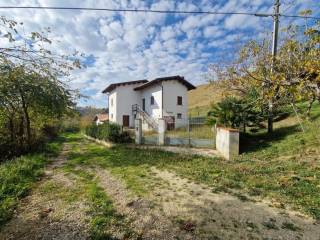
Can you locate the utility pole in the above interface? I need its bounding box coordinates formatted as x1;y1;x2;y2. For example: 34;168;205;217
268;0;280;133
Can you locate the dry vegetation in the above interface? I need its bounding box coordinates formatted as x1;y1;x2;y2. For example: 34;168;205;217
188;83;224;116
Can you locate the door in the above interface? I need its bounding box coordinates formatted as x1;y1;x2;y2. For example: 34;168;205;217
142;98;146;111
164;116;175;130
122;115;129;127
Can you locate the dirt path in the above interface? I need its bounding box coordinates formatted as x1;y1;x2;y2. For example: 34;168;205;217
2;138;320;240
134;145;221;158
150;167;320;240
0;144;91;240
92;167;194;239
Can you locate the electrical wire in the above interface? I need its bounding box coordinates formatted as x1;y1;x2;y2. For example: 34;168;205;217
0;6;319;20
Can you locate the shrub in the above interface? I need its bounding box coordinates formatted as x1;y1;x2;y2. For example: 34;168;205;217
85;122;132;143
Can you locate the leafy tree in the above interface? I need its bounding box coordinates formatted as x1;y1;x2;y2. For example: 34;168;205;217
209;17;320;131
207;96;263;132
0;17;83;158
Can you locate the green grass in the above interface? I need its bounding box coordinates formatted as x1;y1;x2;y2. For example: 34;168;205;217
165;124;214;139
0;136;65;226
61;145;136;239
62;101;320;220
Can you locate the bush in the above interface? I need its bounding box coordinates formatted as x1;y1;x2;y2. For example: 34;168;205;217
85;122;132;143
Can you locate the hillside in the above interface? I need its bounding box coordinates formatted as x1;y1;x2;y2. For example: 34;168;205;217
188;83;224;116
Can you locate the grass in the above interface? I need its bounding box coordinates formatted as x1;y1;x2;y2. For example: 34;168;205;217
0;136;64;226
61;102;320;220
188;83;223;117
61;145;136;239
165;124;214;139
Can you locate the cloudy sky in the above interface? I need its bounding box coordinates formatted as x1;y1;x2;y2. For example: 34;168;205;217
0;0;319;107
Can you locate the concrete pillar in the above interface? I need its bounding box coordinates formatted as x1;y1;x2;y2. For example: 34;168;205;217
135;119;142;144
158;119;166;146
216;127;239;160
212;124;217;149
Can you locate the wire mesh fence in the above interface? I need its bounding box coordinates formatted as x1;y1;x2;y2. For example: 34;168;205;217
139;116;215;148
164;117;215;148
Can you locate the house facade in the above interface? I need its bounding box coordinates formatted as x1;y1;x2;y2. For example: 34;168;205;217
102;76;196;130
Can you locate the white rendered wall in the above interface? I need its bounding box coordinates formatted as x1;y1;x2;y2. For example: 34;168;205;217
162;80;188;128
108;91;117;124
216;127;239;160
140;84;162;119
108;83;143;127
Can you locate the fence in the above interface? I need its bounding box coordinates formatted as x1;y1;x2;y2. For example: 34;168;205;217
140;117;215;148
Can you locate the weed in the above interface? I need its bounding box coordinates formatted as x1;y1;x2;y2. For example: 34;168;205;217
281;221;301;231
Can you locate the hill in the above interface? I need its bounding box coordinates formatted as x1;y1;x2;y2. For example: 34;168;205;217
188;83;224;116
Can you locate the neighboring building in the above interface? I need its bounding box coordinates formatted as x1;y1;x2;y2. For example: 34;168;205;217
102;76;196;130
93;113;109;125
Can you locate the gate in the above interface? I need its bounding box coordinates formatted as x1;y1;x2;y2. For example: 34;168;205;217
165;117;215;148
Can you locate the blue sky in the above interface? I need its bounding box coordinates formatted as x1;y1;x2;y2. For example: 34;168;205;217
0;0;319;108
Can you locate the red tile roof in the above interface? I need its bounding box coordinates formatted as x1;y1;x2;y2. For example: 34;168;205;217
134;76;196;91
102;80;148;93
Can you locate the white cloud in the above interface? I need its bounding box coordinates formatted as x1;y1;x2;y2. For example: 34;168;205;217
0;0;317;107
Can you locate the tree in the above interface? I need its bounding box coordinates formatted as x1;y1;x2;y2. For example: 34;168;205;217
0;17;83;157
208;19;320;131
207;96;263;132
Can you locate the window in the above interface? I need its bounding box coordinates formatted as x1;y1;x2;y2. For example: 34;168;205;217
150;96;155;105
177;96;182;105
110;98;113;107
177;113;182;119
111;114;113;119
142;98;146;111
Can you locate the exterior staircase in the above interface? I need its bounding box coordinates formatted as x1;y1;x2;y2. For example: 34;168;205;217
132;104;159;131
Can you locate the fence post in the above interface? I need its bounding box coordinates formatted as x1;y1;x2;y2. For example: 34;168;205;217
187;118;191;147
135;119;142;144
158;118;165;146
216;127;239;160
212;124;217;149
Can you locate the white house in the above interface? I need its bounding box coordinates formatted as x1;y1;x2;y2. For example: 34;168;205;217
93;113;109;125
102;76;196;130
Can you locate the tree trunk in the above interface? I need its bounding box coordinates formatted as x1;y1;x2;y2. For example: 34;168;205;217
8;116;15;143
307;96;315;118
267;99;273;133
18;115;24;150
19;89;31;149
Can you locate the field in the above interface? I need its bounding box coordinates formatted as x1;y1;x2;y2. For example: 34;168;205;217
188;83;224;117
1;101;320;239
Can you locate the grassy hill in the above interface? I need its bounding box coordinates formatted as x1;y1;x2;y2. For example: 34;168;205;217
188;83;224;117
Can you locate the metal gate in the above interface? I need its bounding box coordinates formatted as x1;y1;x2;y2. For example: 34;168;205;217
165;117;215;148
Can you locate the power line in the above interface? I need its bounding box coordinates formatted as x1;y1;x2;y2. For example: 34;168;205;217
0;6;319;20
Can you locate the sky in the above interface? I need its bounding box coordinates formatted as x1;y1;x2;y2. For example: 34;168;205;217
0;0;319;108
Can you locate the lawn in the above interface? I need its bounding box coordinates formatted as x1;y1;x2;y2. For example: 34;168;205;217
64;101;320;220
1;102;319;237
0;136;64;226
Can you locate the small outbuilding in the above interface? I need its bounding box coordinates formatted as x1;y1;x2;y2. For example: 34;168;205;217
93;113;109;125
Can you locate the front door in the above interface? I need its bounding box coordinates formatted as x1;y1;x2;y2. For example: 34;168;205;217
142;98;146;111
123;115;129;127
164;116;175;130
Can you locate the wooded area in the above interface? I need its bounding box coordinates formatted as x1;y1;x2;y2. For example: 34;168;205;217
0;17;82;160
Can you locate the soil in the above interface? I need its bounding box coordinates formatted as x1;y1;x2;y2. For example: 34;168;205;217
1;140;320;240
150;167;320;240
0;144;91;240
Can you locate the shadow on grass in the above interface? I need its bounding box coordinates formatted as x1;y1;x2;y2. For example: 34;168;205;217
240;124;300;154
65;140;198;170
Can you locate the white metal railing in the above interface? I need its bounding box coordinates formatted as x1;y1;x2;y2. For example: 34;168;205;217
132;104;158;130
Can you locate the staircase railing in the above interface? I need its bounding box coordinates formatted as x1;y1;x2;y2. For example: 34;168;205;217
132;104;158;130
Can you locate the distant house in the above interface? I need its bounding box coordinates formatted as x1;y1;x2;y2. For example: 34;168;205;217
93;113;109;125
102;75;196;130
